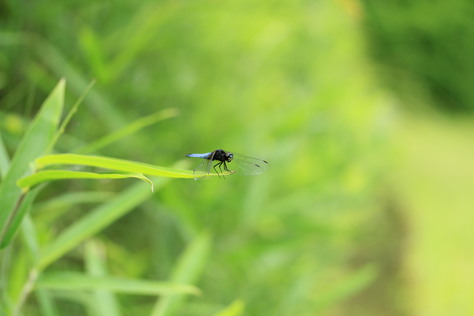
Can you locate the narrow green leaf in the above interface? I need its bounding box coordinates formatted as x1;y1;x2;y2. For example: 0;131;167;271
35;153;208;179
151;232;211;316
37;180;163;269
17;170;154;192
0;79;65;248
48;79;96;153
76;108;179;154
35;272;200;296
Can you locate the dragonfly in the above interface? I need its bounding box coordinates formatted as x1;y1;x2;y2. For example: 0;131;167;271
186;149;269;180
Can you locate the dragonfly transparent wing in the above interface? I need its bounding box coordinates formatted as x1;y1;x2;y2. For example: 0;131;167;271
192;159;213;180
186;152;214;180
229;153;269;175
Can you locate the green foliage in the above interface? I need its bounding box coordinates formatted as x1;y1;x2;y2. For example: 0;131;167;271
360;0;474;113
36;272;200;296
0;81;202;316
0;1;391;315
33;154;197;179
0;80;64;247
151;232;211;316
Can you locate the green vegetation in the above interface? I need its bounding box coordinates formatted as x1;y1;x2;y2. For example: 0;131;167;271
360;0;474;112
1;0;473;315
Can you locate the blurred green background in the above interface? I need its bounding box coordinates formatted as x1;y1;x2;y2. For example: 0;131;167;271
1;0;473;315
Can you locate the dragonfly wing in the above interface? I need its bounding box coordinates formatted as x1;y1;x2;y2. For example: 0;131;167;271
230;153;269;175
192;159;213;180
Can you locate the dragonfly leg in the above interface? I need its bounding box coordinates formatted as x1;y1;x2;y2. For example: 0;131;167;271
223;162;236;174
213;162;222;178
219;162;227;179
223;161;230;172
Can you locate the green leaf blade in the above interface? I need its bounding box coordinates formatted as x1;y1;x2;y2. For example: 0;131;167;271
17;170;154;192
0;79;65;248
76;108;179;154
35;153;203;179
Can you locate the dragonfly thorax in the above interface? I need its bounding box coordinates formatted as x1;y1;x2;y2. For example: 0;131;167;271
213;149;234;162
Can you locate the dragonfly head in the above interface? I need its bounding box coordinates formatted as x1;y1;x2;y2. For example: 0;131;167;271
226;152;234;162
